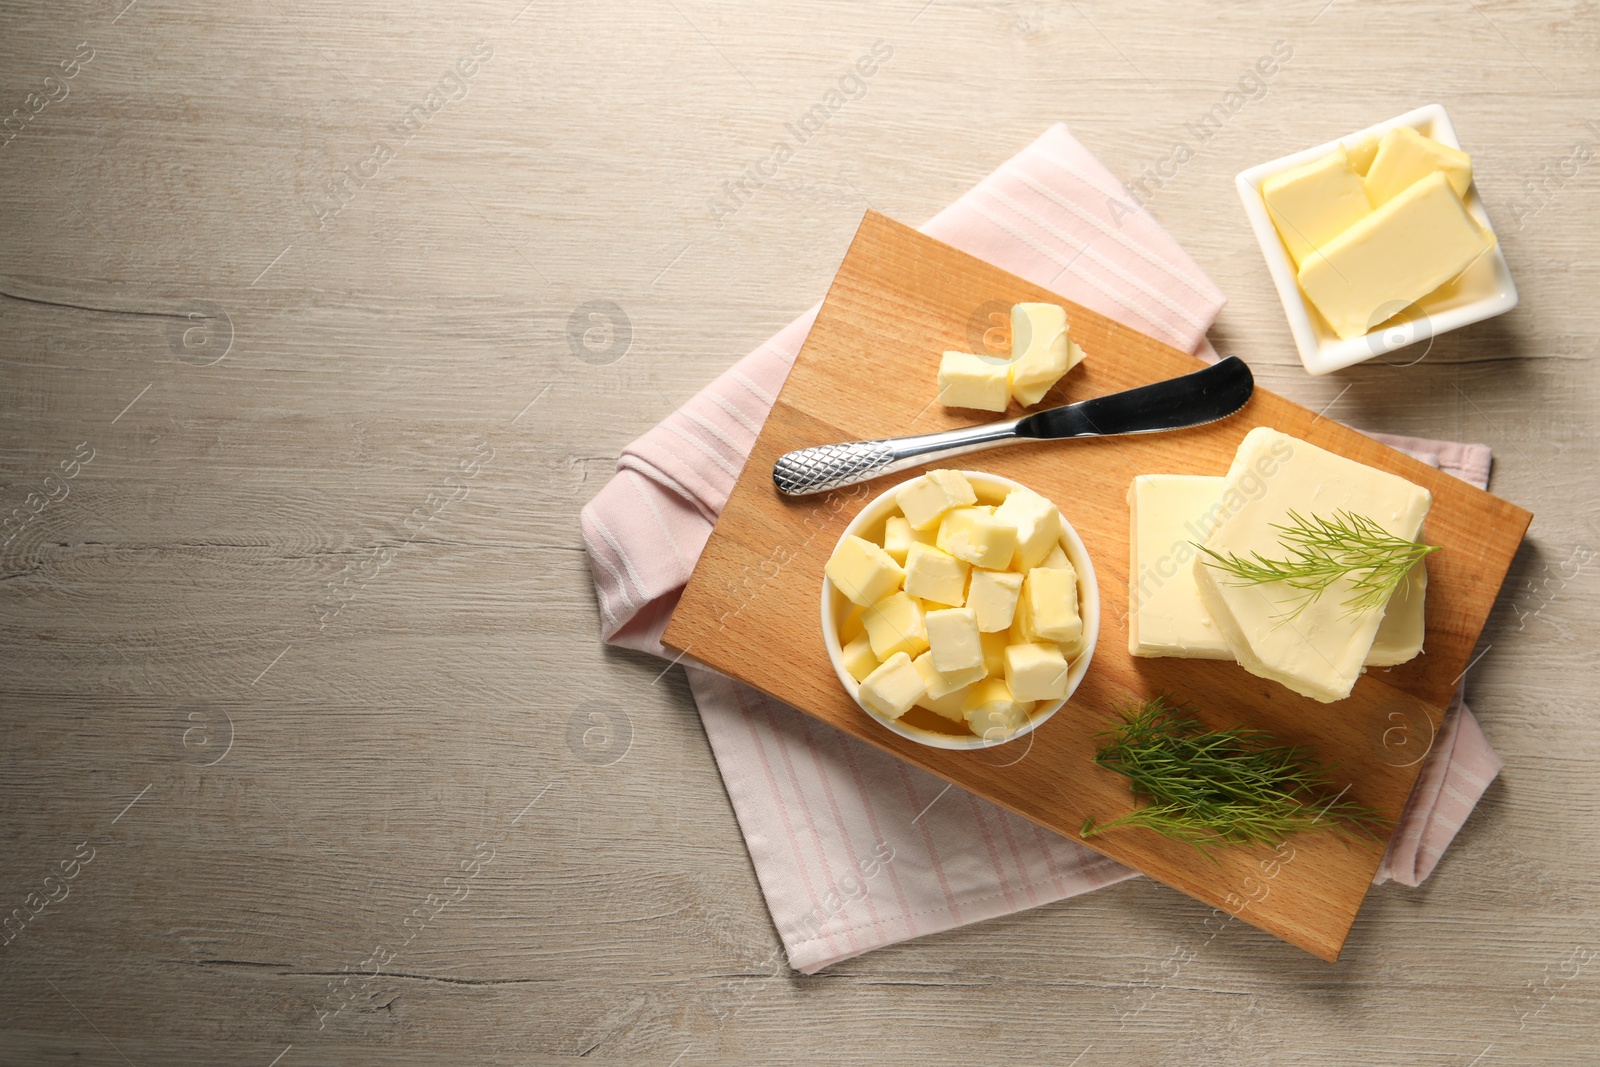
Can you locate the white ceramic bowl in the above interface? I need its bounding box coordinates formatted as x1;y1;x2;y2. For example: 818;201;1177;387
1235;103;1518;376
820;471;1100;750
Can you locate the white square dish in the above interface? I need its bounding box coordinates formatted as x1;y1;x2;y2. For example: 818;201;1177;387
1235;104;1518;376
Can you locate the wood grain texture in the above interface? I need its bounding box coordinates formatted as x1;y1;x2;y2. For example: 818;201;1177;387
663;210;1532;961
0;0;1596;1063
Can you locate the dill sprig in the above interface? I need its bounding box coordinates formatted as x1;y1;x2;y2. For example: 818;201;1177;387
1195;509;1439;621
1081;698;1385;854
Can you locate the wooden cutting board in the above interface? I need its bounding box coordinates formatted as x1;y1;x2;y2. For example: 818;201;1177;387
662;210;1531;961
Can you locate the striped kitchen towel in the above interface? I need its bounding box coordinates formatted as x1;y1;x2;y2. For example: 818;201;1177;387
580;124;1503;973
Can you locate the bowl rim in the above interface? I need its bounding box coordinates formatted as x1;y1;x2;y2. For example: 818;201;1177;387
820;469;1100;751
1234;103;1518;376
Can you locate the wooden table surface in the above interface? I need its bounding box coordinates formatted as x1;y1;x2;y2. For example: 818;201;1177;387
1;1;1595;1063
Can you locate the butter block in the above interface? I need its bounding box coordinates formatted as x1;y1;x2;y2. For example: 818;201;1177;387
863;591;929;661
1008;303;1078;406
826;535;905;608
840;632;879;682
896;469;977;530
1298;171;1494;341
937;507;1019;570
883;516;916;565
1364;126;1473;206
1128;473;1426;664
913;650;986;700
1128;474;1232;659
1261;144;1372;269
994;487;1063;570
925;606;983;673
903;542;970;607
1021;565;1083;651
858;652;926;720
962;677;1032;740
1194;427;1432;703
1004;642;1071;702
967;568;1023;632
937;351;1011;412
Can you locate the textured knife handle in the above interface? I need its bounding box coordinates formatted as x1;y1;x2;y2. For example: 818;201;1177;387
772;440;898;496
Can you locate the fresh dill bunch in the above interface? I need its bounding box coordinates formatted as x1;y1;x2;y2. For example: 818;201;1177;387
1080;697;1386;854
1194;509;1439;621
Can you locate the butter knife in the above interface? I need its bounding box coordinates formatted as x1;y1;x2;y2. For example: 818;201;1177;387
772;356;1254;496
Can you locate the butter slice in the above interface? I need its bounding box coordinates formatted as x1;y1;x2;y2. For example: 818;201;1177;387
1129;473;1426;665
858;652;926;719
1345;132;1382;176
925;606;983;673
994;487;1063;571
1261;144;1372;269
1004;642;1071;702
1364;126;1473;206
1298;170;1494;341
903;542;969;607
967;568;1023;632
1194;428;1432;703
826;535;904;608
938;351;1011;412
896;469;977;530
1008;303;1078;406
936;507;1019;570
862;591;929;660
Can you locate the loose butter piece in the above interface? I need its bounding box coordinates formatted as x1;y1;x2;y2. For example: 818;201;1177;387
1004;642;1070;702
1128;473;1426;663
858;652;925;720
1298;171;1494;341
938;351;1011;412
1261;143;1372;269
994;487;1063;571
883;516;916;565
896;469;977;530
962;677;1032;740
903;542;969;607
926;606;983;673
1345;132;1382;176
1364;126;1473;206
862;591;929;660
936;507;1018;570
826;535;904;608
1194;427;1432;703
967;568;1023;632
840;632;879;682
1020;565;1083;651
1009;303;1080;406
913;649;986;700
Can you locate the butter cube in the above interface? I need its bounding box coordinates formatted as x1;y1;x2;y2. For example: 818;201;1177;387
937;507;1019;570
903;542;970;607
994;487;1063;570
913;650;987;700
896;469;977;531
840;632;879;682
966;568;1023;632
1009;303;1080;406
962;677;1032;740
858;652;926;720
1298;171;1494;341
1004;642;1071;702
1021;565;1083;650
937;351;1011;412
1364;126;1473;206
839;603;868;645
1194;427;1432;703
980;630;1009;675
916;685;974;723
1040;543;1070;570
925;606;983;673
826;535;905;608
1261;144;1372;269
882;516;916;565
863;591;929;660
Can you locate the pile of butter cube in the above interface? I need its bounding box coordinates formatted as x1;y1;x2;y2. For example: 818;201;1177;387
937;302;1086;412
1261;126;1494;341
825;469;1086;741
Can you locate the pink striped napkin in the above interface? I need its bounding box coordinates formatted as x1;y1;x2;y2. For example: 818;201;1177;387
581;125;1504;972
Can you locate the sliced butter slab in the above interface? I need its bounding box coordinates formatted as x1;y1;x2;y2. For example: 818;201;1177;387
1261;143;1372;269
1364;126;1473;206
1193;428;1432;703
1130;473;1426;665
1297;170;1493;341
